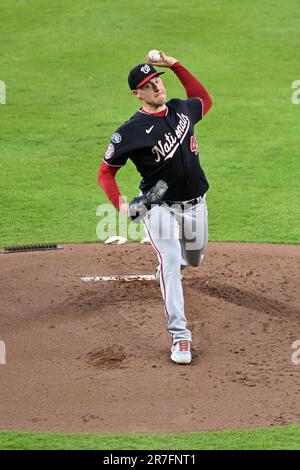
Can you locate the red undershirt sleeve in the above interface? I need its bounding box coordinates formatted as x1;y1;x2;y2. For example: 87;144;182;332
98;160;125;210
171;61;212;116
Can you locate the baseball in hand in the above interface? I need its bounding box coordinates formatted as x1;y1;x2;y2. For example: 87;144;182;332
148;50;161;62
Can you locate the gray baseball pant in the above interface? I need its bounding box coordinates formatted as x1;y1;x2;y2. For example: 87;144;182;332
142;195;208;345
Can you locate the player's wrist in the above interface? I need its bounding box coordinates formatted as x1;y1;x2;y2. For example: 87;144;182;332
167;58;178;67
170;60;181;70
160;56;177;67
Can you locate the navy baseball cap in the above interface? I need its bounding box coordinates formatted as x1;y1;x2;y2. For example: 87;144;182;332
128;63;165;90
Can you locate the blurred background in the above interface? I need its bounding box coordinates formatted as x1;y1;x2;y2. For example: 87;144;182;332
0;0;299;244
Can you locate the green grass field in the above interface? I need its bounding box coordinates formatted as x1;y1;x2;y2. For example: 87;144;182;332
1;424;300;450
0;0;299;246
0;0;299;451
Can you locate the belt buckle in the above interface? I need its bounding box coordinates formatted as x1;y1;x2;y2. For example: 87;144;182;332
187;197;199;206
193;196;202;205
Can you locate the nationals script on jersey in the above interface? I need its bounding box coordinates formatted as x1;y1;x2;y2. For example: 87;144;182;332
152;112;190;162
104;97;209;201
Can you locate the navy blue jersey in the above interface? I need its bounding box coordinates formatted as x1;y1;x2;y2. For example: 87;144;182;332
104;97;209;201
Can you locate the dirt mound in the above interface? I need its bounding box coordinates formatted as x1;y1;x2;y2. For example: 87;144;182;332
0;242;299;433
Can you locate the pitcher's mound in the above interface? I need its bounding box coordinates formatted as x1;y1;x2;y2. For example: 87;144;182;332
0;242;299;433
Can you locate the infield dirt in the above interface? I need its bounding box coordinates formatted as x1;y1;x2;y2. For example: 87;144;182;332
0;242;299;433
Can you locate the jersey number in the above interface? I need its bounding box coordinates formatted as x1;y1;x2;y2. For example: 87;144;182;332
190;135;199;154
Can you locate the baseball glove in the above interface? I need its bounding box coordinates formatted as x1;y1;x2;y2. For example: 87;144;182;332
129;179;168;223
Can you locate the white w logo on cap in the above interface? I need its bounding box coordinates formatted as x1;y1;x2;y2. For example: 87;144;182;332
141;64;150;74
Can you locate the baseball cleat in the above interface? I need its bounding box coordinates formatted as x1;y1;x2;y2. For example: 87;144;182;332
171;340;192;364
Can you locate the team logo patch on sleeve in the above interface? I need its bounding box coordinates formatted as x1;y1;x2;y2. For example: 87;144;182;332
105;143;115;160
111;132;122;144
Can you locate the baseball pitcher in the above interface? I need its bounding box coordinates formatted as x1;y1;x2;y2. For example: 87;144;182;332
98;51;212;364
